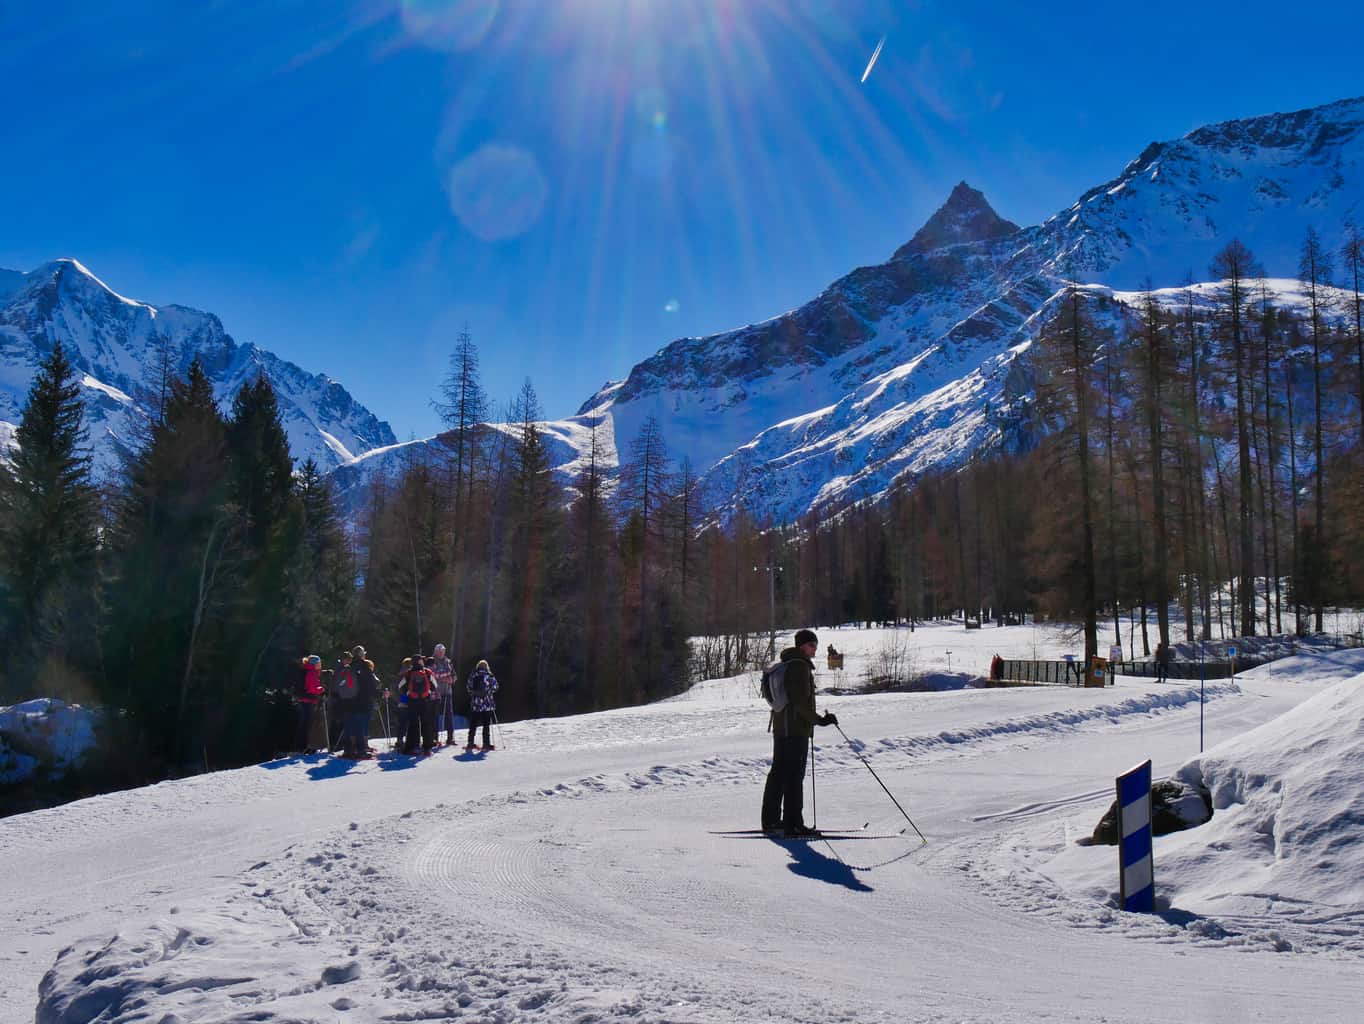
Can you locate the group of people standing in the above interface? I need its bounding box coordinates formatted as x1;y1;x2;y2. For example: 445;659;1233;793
290;644;500;760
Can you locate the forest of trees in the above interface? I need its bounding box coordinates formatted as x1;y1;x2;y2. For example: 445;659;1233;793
753;233;1364;667
2;229;1362;789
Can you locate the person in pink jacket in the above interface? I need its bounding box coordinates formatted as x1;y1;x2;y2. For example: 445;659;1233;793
293;655;325;754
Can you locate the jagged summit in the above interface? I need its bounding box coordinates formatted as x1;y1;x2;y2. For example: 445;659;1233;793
894;181;1021;259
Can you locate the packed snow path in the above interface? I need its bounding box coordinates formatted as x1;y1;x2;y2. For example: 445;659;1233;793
4;629;1364;1022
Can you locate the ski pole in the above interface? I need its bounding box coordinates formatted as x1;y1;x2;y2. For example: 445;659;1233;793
492;709;504;750
810;736;818;830
321;692;331;752
834;724;927;843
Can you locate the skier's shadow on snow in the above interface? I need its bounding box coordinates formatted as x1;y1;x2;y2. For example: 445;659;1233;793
774;839;874;892
304;756;358;781
377;752;422;772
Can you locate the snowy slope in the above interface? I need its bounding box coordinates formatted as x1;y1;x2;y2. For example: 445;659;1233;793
0;259;396;478
5;627;1364;1022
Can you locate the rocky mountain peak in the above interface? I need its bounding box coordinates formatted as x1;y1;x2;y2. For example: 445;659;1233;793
895;181;1021;259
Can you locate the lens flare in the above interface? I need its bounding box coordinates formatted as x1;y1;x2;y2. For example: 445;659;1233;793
446;144;548;241
400;0;500;53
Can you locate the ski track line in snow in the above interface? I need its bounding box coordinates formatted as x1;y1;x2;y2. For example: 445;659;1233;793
968;788;1113;823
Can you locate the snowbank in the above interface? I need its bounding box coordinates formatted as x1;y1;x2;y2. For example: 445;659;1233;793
36;907;358;1024
1162;671;1364;923
1032;660;1364;955
0;699;97;786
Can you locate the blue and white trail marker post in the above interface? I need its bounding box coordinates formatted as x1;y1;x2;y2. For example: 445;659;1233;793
1116;759;1155;913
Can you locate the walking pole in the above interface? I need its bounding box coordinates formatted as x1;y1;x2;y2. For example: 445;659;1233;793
834;724;927;843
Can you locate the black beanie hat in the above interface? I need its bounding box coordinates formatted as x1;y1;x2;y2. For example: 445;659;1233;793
794;629;818;647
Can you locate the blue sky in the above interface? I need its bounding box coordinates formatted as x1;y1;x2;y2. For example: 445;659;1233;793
2;1;1359;440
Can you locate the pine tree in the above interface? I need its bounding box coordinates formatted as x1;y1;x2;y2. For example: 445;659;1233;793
290;457;353;661
1141;289;1172;651
1298;228;1332;632
1211;240;1259;636
0;340;98;697
1343;220;1364;442
105;358;238;770
435;327;487;647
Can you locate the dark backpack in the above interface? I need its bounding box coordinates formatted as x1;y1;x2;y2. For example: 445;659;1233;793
759;660;789;712
334;667;359;700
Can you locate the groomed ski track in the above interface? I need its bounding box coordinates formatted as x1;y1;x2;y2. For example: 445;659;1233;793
5;636;1364;1022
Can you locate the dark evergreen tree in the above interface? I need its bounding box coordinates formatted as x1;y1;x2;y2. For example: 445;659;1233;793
434;327;488;647
0;340;99;700
105;359;238;771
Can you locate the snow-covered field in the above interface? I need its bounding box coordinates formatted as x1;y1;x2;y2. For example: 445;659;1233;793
4;622;1364;1022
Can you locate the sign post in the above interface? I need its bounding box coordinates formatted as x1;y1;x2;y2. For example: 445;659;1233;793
1116;759;1155;913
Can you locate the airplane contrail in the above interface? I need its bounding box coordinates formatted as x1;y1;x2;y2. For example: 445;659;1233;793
860;34;886;84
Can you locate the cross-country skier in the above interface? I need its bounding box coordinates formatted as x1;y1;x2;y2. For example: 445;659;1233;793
761;629;838;838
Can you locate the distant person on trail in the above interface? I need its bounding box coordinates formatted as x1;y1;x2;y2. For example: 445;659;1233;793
339;645;379;759
394;656;414;750
293;655;325;754
430;644;457;745
465;660;499;752
329;651;353;752
1155;642;1171;683
761;629;838;838
402;655;439;755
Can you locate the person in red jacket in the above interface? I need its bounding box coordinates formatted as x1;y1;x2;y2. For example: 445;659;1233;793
293;655;325;754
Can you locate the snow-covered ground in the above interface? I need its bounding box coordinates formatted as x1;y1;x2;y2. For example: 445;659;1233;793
5;624;1364;1022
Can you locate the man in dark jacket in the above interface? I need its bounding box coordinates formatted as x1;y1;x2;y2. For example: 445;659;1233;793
339;646;379;759
761;629;837;838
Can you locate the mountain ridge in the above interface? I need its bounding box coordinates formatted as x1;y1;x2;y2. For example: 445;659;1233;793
4;95;1361;523
0;258;397;478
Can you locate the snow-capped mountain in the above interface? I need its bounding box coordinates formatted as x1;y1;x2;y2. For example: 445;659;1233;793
0;259;396;476
6;96;1361;523
575;95;1364;522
